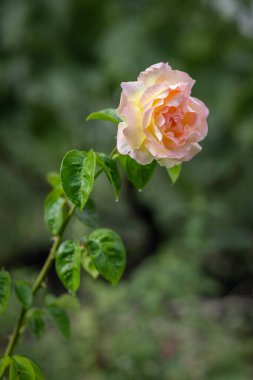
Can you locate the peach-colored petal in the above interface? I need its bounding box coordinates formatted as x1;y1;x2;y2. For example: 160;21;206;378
116;62;208;168
188;97;209;119
117;93;128;121
164;70;195;90
140;83;169;107
121;101;145;148
120;81;144;103
182;142;202;161
130;148;154;165
124;126;145;149
117;123;153;164
117;122;131;155
138;62;172;85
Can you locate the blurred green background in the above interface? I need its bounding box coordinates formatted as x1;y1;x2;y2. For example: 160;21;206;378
1;0;253;378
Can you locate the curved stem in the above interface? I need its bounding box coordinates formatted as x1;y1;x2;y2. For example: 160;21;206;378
3;147;117;358
32;236;61;296
4;206;76;357
4;308;26;357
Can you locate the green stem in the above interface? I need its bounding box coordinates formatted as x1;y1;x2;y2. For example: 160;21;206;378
4;308;26;357
3;147;118;358
4;206;76;358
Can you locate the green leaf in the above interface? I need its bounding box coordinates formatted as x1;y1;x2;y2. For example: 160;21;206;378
0;270;11;318
126;157;156;190
86;228;126;285
46;172;61;188
51;294;80;312
75;198;99;228
0;356;10;378
44;188;68;236
81;248;99;279
96;153;121;201
9;356;44;380
86;108;121;124
60;149;96;210
116;154;127;169
10;356;36;380
167;164;182;184
29;361;45;380
46;304;70;339
45;293;79;312
27;309;45;338
55;240;81;293
14;281;33;310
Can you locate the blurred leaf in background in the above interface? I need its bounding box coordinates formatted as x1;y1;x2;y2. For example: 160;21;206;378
1;247;252;379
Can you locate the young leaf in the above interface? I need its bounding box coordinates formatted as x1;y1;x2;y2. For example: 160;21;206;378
86;228;126;285
96;153;121;201
60;149;96;210
0;356;10;378
75;198;99;228
45;293;79;312
46;172;61;189
81;248;99;279
46;304;70;339
51;294;80;312
0;270;11;317
86;108;121;124
167;164;182;184
44;189;68;236
14;281;33;310
10;356;45;380
116;154;127;169
126;157;156;190
29;361;45;380
55;240;81;293
27;309;45;339
10;355;36;380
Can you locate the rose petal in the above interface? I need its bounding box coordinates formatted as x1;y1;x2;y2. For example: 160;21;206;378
138;62;172;85
116;63;208;167
117;122;131;155
130;148;154;165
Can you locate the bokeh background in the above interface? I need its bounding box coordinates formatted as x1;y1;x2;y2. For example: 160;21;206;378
1;0;253;378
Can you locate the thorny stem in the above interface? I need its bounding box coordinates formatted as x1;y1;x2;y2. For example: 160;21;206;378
3;147;117;359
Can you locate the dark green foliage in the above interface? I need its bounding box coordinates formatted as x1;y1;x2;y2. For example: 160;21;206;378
55;240;81;293
14;281;33;309
29;360;44;380
46;303;70;339
125;157;157;190
10;356;44;380
81;248;99;279
60;150;96;210
44;189;67;236
96;153;121;200
9;357;33;380
27;309;45;339
75;198;100;228
15;249;253;380
86;228;126;285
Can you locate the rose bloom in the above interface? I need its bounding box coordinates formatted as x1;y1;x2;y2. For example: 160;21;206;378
116;62;208;168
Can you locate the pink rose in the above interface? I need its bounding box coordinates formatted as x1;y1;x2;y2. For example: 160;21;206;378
116;62;208;168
